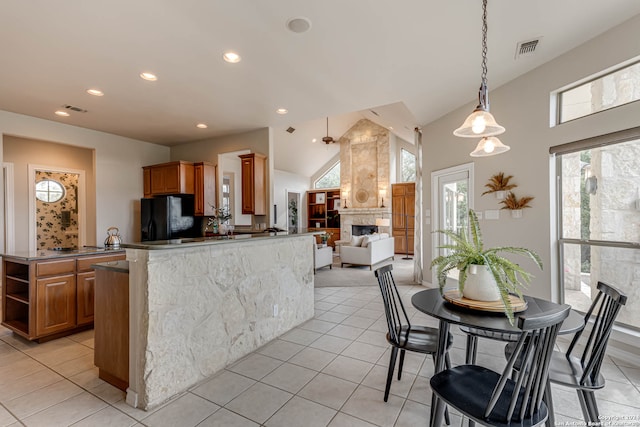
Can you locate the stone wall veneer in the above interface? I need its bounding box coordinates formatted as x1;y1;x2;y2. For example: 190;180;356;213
126;235;315;409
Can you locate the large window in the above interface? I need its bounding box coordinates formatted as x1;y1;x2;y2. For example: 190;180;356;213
554;129;640;330
557;60;640;124
315;161;340;189
401;149;416;182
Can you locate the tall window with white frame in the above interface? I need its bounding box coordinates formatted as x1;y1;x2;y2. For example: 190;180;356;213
554;130;640;331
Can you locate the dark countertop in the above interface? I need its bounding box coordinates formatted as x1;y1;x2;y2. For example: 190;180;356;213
122;231;320;250
1;247;125;261
92;260;129;273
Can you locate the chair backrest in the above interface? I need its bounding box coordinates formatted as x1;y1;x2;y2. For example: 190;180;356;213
565;281;627;385
374;265;410;346
487;305;571;422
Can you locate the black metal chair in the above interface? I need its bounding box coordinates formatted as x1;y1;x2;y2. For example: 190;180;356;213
374;264;453;403
541;281;627;426
430;304;571;427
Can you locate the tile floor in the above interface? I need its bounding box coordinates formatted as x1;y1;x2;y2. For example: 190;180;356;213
1;283;639;426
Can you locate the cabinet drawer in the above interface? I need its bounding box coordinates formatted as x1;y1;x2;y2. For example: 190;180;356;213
77;254;125;272
36;259;76;277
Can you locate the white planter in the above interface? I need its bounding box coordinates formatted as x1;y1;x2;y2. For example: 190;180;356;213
511;209;523;219
495;190;506;200
462;265;500;301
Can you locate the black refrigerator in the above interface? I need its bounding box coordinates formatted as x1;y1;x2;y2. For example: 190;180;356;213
141;195;200;241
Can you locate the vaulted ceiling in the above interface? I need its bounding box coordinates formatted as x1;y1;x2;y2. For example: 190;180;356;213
2;1;639;175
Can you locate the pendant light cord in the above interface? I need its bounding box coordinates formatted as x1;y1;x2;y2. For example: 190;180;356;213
481;0;488;85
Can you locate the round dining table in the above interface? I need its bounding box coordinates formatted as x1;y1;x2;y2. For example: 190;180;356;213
411;288;584;426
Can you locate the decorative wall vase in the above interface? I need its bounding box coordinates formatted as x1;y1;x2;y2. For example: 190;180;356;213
511;209;523;219
495;190;506;200
462;265;500;301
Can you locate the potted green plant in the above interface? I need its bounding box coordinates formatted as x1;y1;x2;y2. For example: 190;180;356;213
430;209;542;324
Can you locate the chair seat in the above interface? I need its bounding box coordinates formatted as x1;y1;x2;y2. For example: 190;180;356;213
547;351;606;390
431;365;549;427
386;325;453;354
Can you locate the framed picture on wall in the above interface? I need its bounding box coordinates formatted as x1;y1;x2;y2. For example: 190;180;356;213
316;193;325;204
334;199;341;210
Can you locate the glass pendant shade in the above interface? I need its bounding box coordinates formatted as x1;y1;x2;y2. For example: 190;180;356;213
470;136;510;157
454;108;505;137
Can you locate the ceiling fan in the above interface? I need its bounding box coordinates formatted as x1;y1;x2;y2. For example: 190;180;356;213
322;117;337;144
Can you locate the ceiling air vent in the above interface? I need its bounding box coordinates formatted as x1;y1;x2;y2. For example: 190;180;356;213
286;126;295;133
515;38;541;59
63;104;88;113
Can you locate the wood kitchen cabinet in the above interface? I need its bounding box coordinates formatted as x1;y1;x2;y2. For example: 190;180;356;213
143;161;195;196
1;252;125;342
239;153;266;215
194;161;216;216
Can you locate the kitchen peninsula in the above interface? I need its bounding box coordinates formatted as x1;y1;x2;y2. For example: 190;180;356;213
121;232;316;410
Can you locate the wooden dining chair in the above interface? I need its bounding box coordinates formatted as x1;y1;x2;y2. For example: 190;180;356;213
543;281;627;426
374;265;453;403
430;304;571;427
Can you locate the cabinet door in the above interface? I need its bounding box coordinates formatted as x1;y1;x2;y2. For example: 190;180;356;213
195;163;216;216
241;157;255;214
143;168;151;198
150;166;167;195
76;271;95;325
162;163;181;194
36;274;76;336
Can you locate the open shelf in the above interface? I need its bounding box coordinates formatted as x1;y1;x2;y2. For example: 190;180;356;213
7;293;29;304
307;188;341;247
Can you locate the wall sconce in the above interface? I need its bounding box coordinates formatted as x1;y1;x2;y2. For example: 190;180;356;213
379;189;387;208
342;190;349;209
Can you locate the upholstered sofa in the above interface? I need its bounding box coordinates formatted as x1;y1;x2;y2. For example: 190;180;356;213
340;233;395;270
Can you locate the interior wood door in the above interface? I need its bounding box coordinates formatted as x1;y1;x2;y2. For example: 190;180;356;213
392;183;415;255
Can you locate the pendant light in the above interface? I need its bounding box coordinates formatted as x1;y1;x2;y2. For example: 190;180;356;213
454;0;509;157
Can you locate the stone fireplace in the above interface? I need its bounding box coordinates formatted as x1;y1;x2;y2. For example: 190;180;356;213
338;118;392;240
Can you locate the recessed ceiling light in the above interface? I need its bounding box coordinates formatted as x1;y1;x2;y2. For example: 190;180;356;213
223;51;241;63
196;123;208;129
286;17;312;33
55;110;70;117
312;138;317;143
86;89;104;96
276;108;288;115
140;72;158;81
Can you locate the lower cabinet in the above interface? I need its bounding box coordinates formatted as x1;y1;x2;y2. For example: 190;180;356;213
1;252;125;341
35;274;76;337
76;271;96;326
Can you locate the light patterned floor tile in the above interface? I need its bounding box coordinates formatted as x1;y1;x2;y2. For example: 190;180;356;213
192;370;256;406
225;382;292;424
0;405;17;426
298;373;358;410
261;362;317;393
21;392;107;427
280;328;323;346
310;335;353;354
256;339;305;361
71;406;138;426
341;385;403;427
327;412;377;427
198;408;259;427
140;393;219;427
0;367;63;402
227;353;283;380
341;341;386;364
265;396;337;427
361;364;417;398
4;379;84;419
289;347;337;371
299;319;338;334
322;355;374;384
326;324;365;340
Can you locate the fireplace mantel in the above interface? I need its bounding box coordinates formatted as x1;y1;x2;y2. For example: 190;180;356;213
339;207;392;240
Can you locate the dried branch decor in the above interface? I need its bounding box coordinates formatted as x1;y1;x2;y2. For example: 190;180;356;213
482;172;517;195
499;192;534;210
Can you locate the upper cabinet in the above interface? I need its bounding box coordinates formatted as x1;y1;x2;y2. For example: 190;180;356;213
143;161;194;197
239;153;266;215
194;162;216;216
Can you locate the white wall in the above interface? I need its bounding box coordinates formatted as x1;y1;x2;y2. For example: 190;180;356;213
0;110;168;250
273;169;310;230
421;14;640;302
